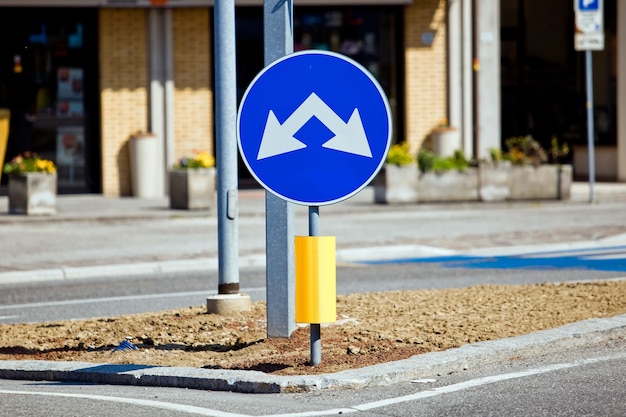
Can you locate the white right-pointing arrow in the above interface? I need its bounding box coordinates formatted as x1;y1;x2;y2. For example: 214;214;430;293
321;108;372;157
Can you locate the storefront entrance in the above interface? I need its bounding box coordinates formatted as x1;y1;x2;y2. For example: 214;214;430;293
0;8;100;193
501;0;617;179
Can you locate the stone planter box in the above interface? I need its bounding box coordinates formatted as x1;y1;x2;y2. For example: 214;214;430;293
417;168;479;202
169;168;216;210
8;172;57;215
374;163;572;204
507;164;572;200
374;164;419;204
479;161;512;202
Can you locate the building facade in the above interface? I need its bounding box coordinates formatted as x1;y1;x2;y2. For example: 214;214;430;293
0;0;623;196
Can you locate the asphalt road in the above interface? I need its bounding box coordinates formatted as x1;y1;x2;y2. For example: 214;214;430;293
1;259;625;324
1;338;624;416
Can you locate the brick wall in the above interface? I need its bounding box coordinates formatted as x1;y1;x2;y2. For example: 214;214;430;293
403;0;447;154
172;9;213;162
96;4;446;195
99;8;149;197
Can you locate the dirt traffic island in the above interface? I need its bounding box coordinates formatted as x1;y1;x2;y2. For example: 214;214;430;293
1;281;626;376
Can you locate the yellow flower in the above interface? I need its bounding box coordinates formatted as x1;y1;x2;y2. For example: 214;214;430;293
173;150;215;169
3;152;56;174
196;152;215;168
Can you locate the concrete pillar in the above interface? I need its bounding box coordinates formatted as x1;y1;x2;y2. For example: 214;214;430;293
163;8;175;184
462;0;474;157
618;0;626;181
147;8;174;197
448;0;462;131
474;0;501;159
447;0;475;158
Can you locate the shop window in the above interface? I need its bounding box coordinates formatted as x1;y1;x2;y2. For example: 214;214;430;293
0;9;98;192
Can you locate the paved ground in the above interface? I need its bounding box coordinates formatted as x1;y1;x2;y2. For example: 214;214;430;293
1;182;626;392
0;182;625;281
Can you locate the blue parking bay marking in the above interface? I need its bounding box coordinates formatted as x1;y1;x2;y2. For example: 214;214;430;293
363;245;626;272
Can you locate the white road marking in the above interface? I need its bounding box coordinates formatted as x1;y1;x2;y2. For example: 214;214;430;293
2;347;625;417
264;352;626;416
0;390;246;417
0;287;266;311
351;353;626;412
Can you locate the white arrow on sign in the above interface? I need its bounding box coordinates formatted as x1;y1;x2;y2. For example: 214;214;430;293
256;92;373;160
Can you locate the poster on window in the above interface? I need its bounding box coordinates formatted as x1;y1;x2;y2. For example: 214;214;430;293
57;67;84;100
56;100;84;117
56;126;85;167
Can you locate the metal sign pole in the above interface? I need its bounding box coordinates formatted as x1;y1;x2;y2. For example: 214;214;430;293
264;0;296;338
585;50;596;203
574;0;603;203
213;0;239;293
308;206;321;365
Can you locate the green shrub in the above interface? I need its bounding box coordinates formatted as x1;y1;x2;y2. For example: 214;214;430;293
491;134;568;166
548;136;570;164
417;149;436;172
489;148;506;162
418;149;471;173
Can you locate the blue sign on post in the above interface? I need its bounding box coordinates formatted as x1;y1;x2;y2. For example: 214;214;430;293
237;50;392;206
578;0;599;11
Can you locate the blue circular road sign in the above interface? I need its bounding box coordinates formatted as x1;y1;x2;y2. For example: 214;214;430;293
237;50;392;206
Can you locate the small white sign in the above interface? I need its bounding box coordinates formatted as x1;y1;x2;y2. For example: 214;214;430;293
575;32;605;51
574;0;604;51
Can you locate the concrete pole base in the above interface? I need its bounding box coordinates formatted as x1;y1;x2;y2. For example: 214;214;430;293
207;293;252;315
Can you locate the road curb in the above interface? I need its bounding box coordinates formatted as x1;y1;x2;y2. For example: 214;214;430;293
0;245;452;285
1;313;625;393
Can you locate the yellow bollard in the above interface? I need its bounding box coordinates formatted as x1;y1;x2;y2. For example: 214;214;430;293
295;236;336;324
0;109;10;183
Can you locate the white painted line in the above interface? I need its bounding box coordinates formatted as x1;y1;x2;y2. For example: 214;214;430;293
2;353;626;416
0;315;19;321
411;378;437;384
261;410;356;417
351;353;626;412
337;245;455;262
0;390;246;417
0;287;266;311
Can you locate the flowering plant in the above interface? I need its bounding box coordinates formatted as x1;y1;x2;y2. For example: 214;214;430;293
3;152;56;174
489;135;552;167
173;150;215;169
385;142;415;166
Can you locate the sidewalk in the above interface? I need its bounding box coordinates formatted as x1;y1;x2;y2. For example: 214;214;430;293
1;181;624;222
1;182;626;284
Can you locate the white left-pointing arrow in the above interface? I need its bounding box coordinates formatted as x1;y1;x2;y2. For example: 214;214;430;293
256;110;308;160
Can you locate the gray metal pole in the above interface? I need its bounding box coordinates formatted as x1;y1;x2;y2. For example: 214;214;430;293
264;0;296;338
309;206;321;366
214;0;239;294
585;50;596;203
